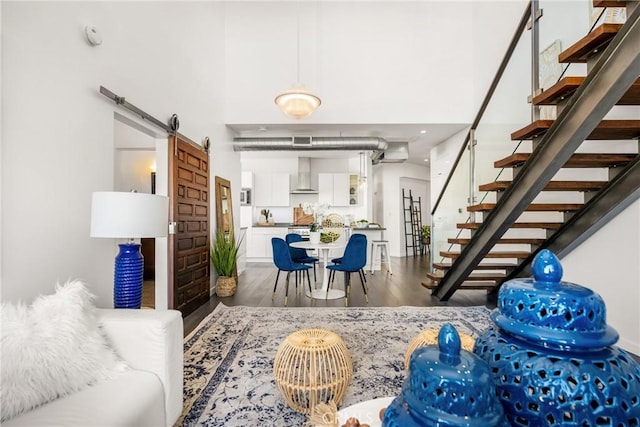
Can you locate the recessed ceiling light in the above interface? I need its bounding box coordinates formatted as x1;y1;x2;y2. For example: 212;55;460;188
423;158;429;162
420;130;427;134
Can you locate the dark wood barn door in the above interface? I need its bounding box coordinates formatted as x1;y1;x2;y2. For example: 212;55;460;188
168;135;210;316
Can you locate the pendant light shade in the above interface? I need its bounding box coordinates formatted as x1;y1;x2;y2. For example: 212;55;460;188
275;1;321;119
275;85;322;119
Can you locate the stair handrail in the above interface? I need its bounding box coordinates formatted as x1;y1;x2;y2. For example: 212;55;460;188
433;3;640;300
430;1;532;216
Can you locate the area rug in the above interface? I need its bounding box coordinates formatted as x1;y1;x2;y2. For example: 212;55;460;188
177;303;493;426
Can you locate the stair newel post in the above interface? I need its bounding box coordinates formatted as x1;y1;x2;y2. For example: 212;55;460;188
468;129;477;224
530;0;542;122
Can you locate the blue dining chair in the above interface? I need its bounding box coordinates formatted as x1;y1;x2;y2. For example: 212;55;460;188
271;237;312;306
285;233;319;282
330;233;367;285
327;234;368;306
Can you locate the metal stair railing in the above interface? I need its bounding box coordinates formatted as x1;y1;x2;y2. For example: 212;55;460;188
433;3;640;301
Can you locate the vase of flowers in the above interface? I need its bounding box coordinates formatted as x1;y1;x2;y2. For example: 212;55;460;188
303;202;328;244
260;209;270;224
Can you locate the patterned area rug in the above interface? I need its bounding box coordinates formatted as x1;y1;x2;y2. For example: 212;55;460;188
177;303;493;426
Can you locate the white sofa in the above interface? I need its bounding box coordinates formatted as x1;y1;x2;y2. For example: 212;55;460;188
3;309;184;427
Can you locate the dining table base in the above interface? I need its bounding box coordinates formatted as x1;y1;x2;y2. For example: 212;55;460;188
306;288;346;300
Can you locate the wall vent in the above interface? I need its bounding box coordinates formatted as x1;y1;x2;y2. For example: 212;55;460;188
292;136;312;146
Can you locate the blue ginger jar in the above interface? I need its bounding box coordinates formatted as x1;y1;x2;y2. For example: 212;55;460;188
474;249;640;426
383;323;509;427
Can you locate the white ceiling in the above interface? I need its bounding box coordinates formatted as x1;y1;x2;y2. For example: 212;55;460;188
227;122;469;165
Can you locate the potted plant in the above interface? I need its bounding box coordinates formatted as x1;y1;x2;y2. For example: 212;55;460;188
309;222;321;244
421;225;431;246
211;229;243;297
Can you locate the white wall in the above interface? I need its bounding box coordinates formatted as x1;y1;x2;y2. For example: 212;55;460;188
224;1;527;127
1;2;228;306
561;200;640;355
376;162;430;257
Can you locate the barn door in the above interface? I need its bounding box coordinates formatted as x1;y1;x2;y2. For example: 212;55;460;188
168;135;210;316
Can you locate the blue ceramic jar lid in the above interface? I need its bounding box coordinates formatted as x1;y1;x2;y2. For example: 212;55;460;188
493;249;618;351
383;324;507;426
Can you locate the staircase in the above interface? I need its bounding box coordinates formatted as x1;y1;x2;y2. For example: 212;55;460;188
425;0;640;299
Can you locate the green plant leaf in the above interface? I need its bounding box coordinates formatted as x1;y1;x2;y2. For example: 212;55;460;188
210;229;244;277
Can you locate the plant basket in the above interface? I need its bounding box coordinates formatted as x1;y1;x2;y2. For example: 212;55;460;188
216;276;236;297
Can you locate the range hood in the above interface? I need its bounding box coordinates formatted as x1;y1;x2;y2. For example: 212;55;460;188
291;157;318;194
371;141;409;164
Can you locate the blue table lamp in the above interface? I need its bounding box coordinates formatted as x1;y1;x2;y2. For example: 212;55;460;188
90;191;168;308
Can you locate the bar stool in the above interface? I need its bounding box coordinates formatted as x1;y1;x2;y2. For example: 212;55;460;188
369;240;392;275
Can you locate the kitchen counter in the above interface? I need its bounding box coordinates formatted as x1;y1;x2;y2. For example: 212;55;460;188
252;223;387;230
253;224;387;231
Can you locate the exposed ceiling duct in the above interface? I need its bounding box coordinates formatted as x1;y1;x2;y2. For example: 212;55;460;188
232;136;389;152
371;141;409;164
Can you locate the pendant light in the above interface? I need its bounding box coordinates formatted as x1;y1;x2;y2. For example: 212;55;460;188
275;1;321;119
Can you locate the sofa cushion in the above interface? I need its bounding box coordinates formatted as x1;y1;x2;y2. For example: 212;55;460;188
0;280;128;422
1;370;166;427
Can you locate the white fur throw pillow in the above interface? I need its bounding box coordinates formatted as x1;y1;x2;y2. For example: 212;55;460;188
0;280;128;422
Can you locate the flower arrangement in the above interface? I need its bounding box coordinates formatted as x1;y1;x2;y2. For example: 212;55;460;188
260;209;270;223
303;202;329;232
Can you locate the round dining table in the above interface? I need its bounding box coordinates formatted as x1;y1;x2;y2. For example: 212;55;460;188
289;240;346;300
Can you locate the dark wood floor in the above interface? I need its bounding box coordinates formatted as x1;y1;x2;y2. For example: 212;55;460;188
182;255;496;336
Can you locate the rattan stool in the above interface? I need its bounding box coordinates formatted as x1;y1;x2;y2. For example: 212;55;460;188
273;328;353;415
404;327;476;372
369;240;392;275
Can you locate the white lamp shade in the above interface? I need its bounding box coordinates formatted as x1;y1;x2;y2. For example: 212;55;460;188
91;192;168;238
275;85;321;119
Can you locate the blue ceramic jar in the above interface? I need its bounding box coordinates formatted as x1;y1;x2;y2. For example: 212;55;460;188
474;249;640;426
383;324;509;427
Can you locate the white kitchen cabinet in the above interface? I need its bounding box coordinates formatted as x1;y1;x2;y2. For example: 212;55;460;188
241;171;253;188
253;173;290;206
318;173;356;206
247;227;288;261
237;227;248;274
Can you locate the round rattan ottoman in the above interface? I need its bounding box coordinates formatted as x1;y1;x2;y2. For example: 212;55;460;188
273;328;353;414
404;327;476;372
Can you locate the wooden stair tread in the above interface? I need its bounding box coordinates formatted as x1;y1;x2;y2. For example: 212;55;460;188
433;262;518;271
511;119;640;140
593;0;630;7
468;203;582;212
448;237;545;245
422;280;497;291
479;180;606;192
458;222;563;230
441;251;531;259
534;77;640;105
494;153;637;169
558;23;623;63
426;272;505;281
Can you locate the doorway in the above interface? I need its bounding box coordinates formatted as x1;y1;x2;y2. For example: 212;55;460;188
113;112;169;309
